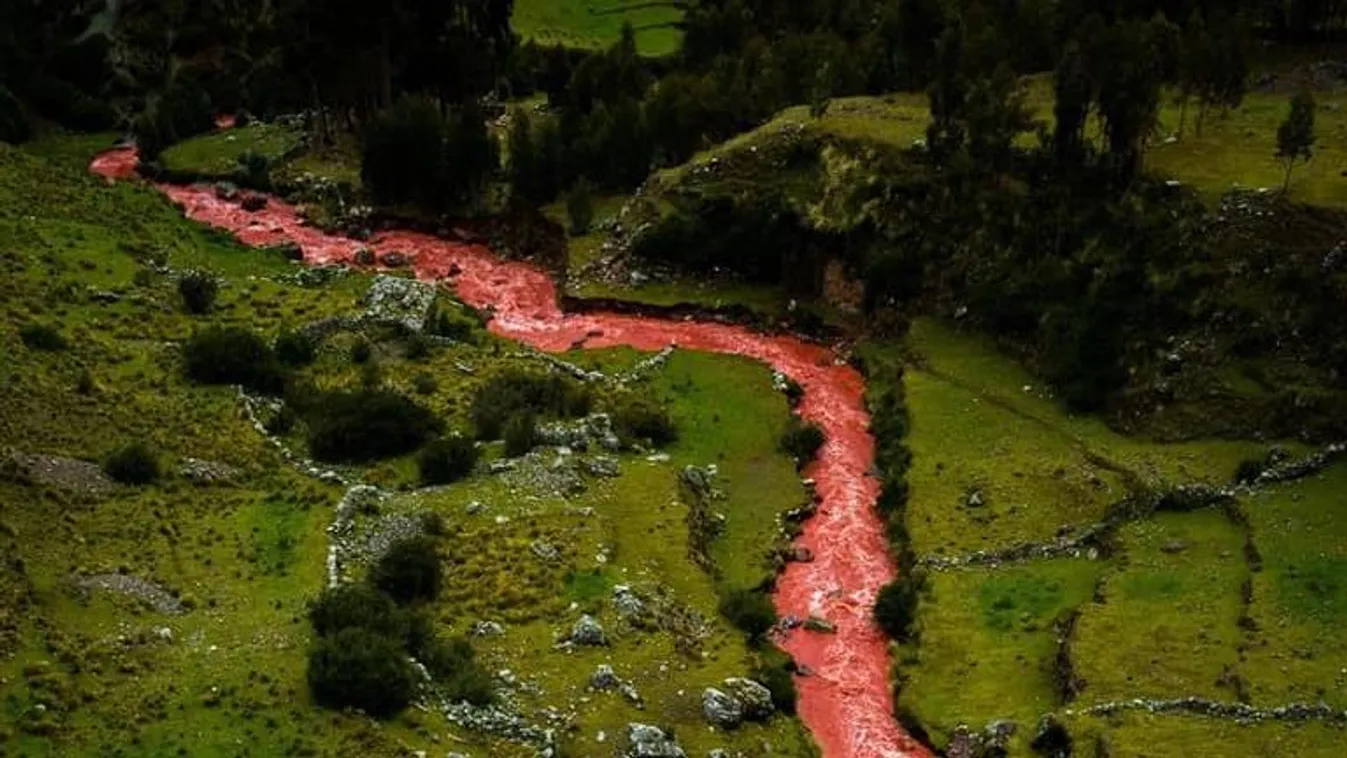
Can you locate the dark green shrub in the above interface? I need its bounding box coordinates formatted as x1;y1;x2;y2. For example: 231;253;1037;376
719;589;777;640
417;436;479;485
307;627;416;718
350;339;373;364
308;584;406;639
412;373;438;395
104;443;160;485
470;370;592;440
19;324;67;351
404;333;430;361
874;578;919;642
236;150;271;188
275;330;316;367
0;85;29;144
182;326;285;394
503;413;539;457
264;405;298;436
753;646;797;715
567;178;595;234
75;369;96;395
430;308;479;343
305;389;441;463
420;636;494;705
178;271;218;314
612;396;677;447
362;97;447;207
779;419;825;465
1234;457;1265;485
372;537;442;604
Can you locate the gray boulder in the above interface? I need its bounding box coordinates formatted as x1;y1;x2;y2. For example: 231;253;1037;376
571;614;607;646
723;678;775;721
590;664;621;691
626;723;686;758
701;688;744;728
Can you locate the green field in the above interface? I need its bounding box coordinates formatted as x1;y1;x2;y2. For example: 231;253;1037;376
0;136;817;756
893;315;1347;754
512;0;684;57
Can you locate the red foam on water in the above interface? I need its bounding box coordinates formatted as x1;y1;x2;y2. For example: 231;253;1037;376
93;149;931;758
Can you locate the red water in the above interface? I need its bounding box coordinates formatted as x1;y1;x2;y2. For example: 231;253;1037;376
92;147;929;758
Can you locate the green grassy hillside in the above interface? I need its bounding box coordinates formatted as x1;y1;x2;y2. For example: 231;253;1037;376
0;136;816;757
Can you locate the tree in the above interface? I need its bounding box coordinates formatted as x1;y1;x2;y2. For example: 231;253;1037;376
307;627;416;718
566;179;594;235
362;96;447;207
926;22;967;161
1092;19;1163;182
443;100;498;210
507;109;542;205
1052;40;1092;167
1276;91;1316;194
308;584;407;639
372;536;443;604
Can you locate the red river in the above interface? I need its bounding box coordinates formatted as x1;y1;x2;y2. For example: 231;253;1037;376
91;146;928;758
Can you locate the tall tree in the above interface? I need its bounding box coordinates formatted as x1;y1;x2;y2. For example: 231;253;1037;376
1276;91;1317;193
1052;39;1092;167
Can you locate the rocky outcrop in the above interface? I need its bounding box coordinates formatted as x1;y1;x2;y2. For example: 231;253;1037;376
625;723;686;758
569;614;608;646
702;678;776;728
75;574;184;614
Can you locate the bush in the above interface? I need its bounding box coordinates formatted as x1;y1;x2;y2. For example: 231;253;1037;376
275;330;316;367
412;373;438;395
307;627;416;718
430;309;479;343
503;413;539;457
1234;457;1265;485
178;271;219;314
305;389;442;463
19;324;67;351
350;339;373;364
236;150;270;188
362;97;447;207
753;646;798;715
182;326;285;394
372;537;442;604
612;396;677;447
874;578;920;642
404;333;430;361
417;436;479;486
470;370;592;440
567;178;595;235
420;636;494;705
104;443;160;485
779;419;825;465
719;589;777;640
0;85;30;144
308;584;406;639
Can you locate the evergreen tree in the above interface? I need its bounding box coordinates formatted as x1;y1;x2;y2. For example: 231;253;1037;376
507;109;542;205
1052;40;1092;167
1276;91;1317;193
443;101;498;210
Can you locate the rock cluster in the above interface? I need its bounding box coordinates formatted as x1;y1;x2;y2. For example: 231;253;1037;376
701;678;775;728
1074;697;1347;724
2;449;113;495
625;723;685;758
178;457;240;484
75;574;184;615
362;274;437;333
569;615;608;646
535;413;621;452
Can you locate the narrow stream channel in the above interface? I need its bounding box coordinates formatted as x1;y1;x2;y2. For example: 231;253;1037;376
90;145;929;758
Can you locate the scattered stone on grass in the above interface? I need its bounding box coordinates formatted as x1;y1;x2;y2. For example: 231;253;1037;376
570;614;608;646
2;449;113;495
75;574;184;615
178;457;240;484
625;723;686;758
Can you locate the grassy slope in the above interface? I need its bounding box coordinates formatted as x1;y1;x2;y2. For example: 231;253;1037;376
512;0;684;57
160;122;304;178
895;318;1346;754
0;137;815;756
